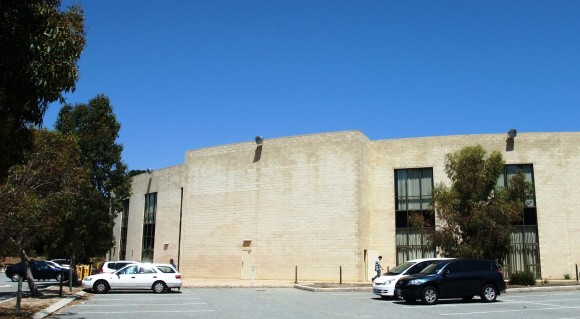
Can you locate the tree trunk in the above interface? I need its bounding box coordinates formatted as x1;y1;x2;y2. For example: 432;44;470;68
19;249;42;297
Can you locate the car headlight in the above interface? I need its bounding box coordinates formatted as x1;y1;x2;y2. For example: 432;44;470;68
385;279;394;285
83;277;93;282
408;279;424;285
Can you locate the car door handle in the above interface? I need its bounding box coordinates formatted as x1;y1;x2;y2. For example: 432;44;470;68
131;276;135;279
153;276;157;278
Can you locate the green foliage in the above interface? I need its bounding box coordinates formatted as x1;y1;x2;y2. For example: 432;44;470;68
0;130;88;295
0;130;87;246
0;0;85;180
509;271;536;286
564;273;571;280
430;145;532;262
51;95;131;259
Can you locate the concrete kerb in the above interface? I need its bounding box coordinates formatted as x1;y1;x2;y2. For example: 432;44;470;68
32;291;86;319
294;285;580;293
505;285;580;294
294;284;371;292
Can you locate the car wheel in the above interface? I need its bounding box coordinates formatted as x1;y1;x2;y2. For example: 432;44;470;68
462;295;474;301
152;281;167;293
10;273;20;282
93;280;110;294
481;284;497;302
420;286;438;305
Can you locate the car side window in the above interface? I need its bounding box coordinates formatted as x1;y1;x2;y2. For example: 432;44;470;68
445;261;461;274
116;262;129;270
156;266;176;273
138;267;156;274
119;265;138;274
476;261;491;271
409;262;427;274
463;260;479;272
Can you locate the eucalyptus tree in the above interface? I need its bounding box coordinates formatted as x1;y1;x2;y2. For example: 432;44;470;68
54;95;131;261
0;130;87;296
0;0;85;180
429;145;533;262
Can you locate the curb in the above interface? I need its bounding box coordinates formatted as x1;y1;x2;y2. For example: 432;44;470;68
506;285;580;294
182;283;294;289
32;291;86;319
294;284;371;292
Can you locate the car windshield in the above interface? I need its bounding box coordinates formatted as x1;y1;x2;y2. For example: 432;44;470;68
385;261;415;275
419;261;447;274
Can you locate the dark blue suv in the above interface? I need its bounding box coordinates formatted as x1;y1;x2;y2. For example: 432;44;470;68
395;259;506;305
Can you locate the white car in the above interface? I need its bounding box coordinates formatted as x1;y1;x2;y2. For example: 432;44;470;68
97;260;138;274
373;258;453;299
82;262;182;293
49;259;71;269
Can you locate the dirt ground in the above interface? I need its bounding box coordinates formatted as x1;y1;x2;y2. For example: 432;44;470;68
0;285;85;319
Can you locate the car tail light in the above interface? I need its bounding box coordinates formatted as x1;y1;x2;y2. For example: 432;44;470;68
98;268;103;274
175;274;181;279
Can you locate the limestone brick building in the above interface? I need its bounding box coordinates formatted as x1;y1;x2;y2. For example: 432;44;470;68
111;130;580;281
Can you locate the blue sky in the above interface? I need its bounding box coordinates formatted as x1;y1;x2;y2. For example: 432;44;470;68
45;0;580;171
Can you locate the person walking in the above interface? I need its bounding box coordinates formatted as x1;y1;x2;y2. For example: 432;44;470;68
169;258;177;270
372;256;383;281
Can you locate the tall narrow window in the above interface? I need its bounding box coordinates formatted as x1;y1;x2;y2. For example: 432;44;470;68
142;193;157;262
119;199;130;260
395;168;435;264
498;164;540;279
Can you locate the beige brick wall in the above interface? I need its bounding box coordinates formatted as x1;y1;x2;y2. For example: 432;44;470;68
116;130;580;281
370;132;580;278
112;165;184;263
179;131;368;281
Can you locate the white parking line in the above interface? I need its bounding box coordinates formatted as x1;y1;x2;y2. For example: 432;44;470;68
74;310;216;314
75;303;207;307
92;297;201;301
503;298;580;305
440;305;580;316
498;293;578;301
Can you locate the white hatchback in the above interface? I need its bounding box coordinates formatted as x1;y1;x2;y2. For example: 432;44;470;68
82;262;182;293
373;258;453;299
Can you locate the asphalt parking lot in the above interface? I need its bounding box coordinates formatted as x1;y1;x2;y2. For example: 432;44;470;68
0;275;59;302
48;288;580;319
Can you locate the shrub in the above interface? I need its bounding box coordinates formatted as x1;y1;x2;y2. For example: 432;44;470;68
564;273;571;280
509;271;536;286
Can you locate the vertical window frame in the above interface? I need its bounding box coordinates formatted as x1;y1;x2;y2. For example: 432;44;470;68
394;168;435;264
119;199;130;260
141;192;157;262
